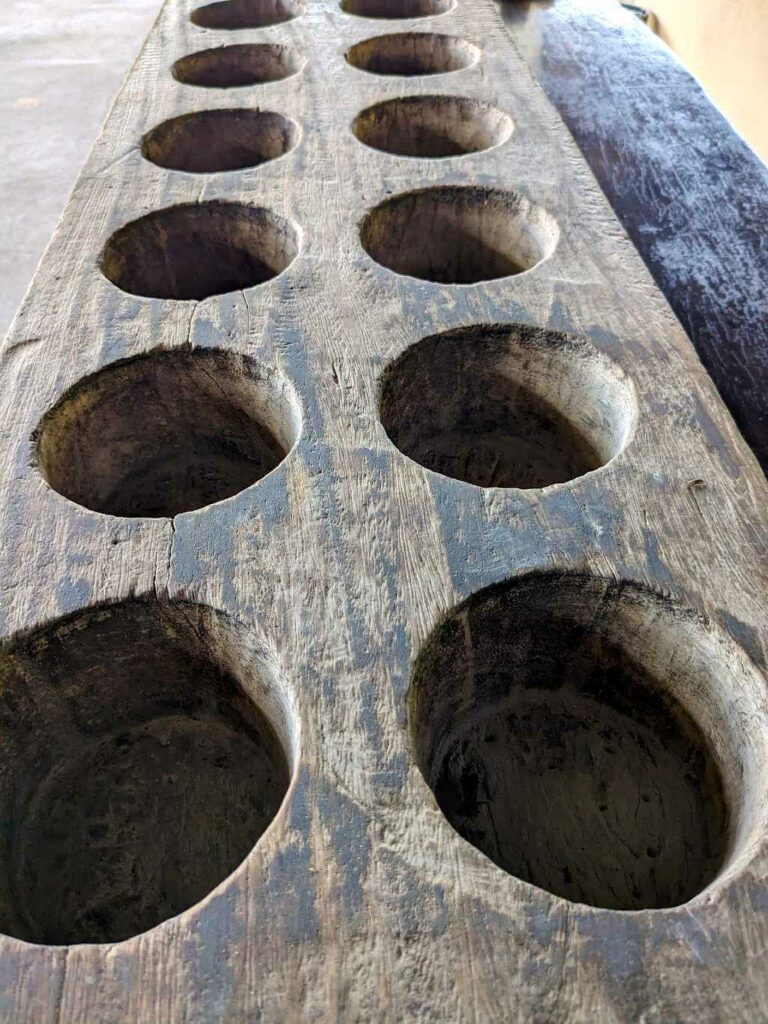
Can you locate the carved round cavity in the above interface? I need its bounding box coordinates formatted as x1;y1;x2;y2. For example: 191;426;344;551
100;201;299;300
172;44;304;88
361;186;558;284
353;96;512;158
0;599;296;945
141;110;299;174
346;32;479;76
191;0;304;30
35;348;301;518
411;573;768;911
341;0;453;17
380;325;635;489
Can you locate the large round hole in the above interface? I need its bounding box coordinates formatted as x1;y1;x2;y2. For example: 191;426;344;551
361;186;558;284
346;32;479;76
172;44;304;89
191;0;304;30
380;324;634;489
141;110;299;174
100;201;299;300
341;0;453;17
410;573;765;911
0;599;296;945
35;348;300;518
353;96;512;158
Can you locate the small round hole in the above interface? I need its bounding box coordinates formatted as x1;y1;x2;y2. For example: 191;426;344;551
411;573;765;910
345;32;479;76
0;598;296;945
353;96;512;158
141;110;299;174
361;186;558;284
341;0;453;17
35;348;301;518
172;44;304;88
380;324;634;489
100;201;299;300
191;0;304;30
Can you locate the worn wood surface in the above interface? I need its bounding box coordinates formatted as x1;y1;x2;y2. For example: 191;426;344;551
0;0;767;1020
499;0;768;473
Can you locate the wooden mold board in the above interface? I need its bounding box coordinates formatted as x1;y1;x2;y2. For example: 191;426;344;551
0;0;766;1020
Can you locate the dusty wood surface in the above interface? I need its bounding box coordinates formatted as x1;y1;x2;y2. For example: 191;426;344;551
499;0;768;473
0;0;767;1020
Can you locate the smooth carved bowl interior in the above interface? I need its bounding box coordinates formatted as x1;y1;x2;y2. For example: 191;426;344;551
0;600;296;945
380;324;635;489
341;0;454;17
141;109;299;174
172;44;305;88
353;96;512;158
35;347;301;518
361;186;558;284
100;201;299;300
346;32;479;76
191;0;304;30
410;573;768;911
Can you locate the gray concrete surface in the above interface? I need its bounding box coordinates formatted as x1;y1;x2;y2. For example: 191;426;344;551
0;0;160;339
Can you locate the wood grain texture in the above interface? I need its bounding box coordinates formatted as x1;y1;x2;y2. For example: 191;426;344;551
0;0;767;1020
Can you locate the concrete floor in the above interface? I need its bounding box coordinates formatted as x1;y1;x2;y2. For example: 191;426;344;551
0;0;160;339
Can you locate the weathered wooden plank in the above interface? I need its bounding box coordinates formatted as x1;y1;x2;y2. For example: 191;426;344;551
0;0;766;1021
500;0;768;473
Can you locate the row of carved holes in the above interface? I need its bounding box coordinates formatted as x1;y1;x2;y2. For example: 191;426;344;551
0;565;756;945
172;34;481;87
189;0;456;30
140;96;514;172
17;0;745;949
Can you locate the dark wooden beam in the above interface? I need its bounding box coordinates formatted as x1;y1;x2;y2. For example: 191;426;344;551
500;0;768;471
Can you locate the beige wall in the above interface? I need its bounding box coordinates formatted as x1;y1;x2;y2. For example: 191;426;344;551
644;0;768;163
